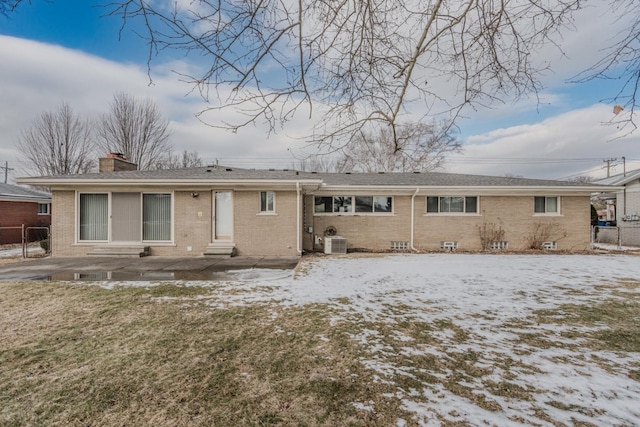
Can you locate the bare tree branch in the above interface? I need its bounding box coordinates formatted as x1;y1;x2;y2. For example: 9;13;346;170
153;150;203;169
17;102;96;176
572;0;640;136
106;0;581;146
295;119;461;173
96;92;173;170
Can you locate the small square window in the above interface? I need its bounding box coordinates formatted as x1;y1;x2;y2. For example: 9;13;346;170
37;203;50;215
260;191;275;213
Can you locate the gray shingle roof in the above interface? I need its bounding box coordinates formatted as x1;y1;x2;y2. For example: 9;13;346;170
21;166;600;187
0;183;51;200
17;166;615;191
306;171;594;187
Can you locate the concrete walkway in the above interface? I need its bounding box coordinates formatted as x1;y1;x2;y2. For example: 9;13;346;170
0;256;301;281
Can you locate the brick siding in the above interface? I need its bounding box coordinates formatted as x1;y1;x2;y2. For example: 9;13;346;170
304;195;591;252
50;190;591;256
0;200;51;244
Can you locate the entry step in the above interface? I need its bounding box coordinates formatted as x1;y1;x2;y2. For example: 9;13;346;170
87;245;150;257
204;242;237;257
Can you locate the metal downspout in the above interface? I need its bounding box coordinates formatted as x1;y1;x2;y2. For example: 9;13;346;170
410;187;420;251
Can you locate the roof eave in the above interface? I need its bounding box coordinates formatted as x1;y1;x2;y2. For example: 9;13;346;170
15;177;324;189
315;184;622;195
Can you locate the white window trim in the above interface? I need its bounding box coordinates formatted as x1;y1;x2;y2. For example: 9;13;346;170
313;195;395;216
141;191;175;243
76;191;174;244
76;191;110;244
533;196;562;217
424;196;481;216
37;203;50;215
258;191;276;215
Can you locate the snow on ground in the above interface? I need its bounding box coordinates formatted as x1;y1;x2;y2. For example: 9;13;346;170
0;244;44;258
89;254;640;425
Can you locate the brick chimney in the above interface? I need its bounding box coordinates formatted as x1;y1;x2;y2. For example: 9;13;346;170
99;153;138;172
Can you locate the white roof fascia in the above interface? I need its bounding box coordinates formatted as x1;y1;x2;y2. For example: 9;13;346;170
0;196;52;203
314;185;621;196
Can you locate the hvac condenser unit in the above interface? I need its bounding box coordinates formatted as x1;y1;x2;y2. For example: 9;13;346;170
324;236;347;254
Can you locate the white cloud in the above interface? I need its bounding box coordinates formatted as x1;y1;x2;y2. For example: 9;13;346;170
1;0;637;185
448;104;640;179
0;36;308;179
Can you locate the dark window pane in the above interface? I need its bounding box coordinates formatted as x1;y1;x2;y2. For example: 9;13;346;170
355;196;373;212
427;196;439;213
314;196;332;213
534;196;545;213
465;197;477;213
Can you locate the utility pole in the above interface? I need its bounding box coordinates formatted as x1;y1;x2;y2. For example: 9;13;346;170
0;161;14;183
603;158;617;178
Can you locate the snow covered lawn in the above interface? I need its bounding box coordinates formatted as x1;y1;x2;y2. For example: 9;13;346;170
2;253;639;426
167;253;640;426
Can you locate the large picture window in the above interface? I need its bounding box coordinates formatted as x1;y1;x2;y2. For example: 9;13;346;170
78;192;172;242
79;193;108;241
426;196;478;214
314;196;393;214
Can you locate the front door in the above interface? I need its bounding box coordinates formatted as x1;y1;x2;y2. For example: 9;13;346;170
213;191;233;240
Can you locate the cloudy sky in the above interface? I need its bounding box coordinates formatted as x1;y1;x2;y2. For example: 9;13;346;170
1;1;638;181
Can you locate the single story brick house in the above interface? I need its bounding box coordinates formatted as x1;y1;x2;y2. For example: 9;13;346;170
0;182;51;244
16;155;615;256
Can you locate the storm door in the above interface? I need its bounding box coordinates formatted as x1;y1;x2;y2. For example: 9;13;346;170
213;191;233;240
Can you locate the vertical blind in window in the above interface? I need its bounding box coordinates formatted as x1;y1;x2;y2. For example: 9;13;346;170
79;194;108;240
143;194;171;241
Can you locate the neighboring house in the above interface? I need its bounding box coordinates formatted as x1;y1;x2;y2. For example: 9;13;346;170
0;182;52;244
593;169;640;246
16;155;615;257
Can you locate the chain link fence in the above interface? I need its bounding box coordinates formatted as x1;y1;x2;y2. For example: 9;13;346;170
593;224;640;248
0;225;50;258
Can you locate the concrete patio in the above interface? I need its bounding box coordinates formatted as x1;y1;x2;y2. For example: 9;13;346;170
0;256;301;281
